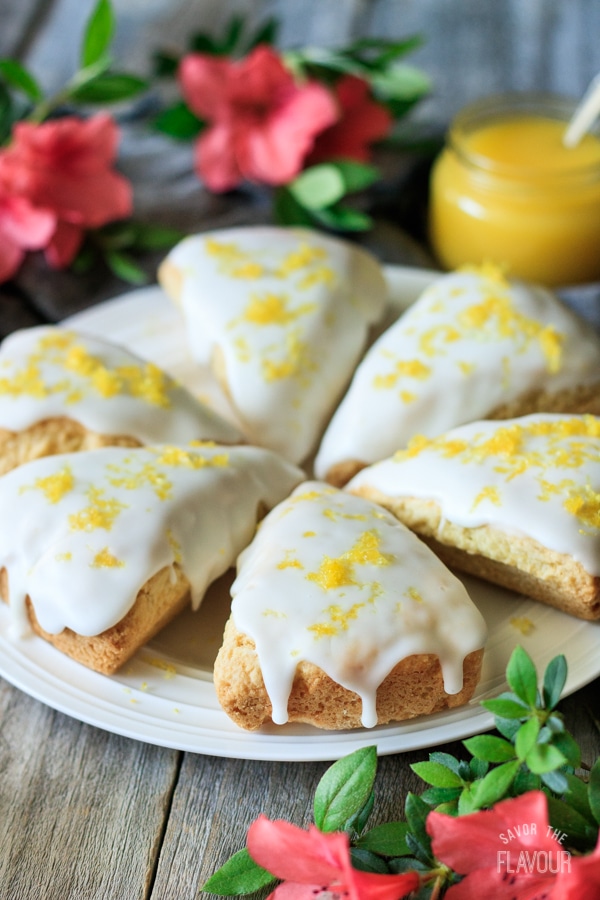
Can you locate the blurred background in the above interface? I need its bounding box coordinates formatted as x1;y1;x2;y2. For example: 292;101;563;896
3;0;600;126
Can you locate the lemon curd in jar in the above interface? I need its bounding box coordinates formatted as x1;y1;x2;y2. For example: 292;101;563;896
429;94;600;286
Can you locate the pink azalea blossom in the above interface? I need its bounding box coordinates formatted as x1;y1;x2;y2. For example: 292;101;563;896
427;790;599;900
308;75;392;165
247;816;419;900
0;161;56;282
179;45;339;191
1;113;132;267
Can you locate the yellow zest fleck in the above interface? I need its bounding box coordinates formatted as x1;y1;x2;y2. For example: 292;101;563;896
303;530;316;537
146;657;177;678
297;266;336;290
156;445;229;469
419;325;461;357
263;609;288;618
231;262;264;279
55;552;72;562
307;557;356;591
458;361;475;375
510;616;535;636
400;390;416;404
277;243;327;276
277;551;304;570
405;586;424;603
32;465;74;504
109;461;173;501
242;292;316;326
69;488;127;532
91;548;125;569
563;484;600;529
373;358;431;390
471;485;502;510
308;602;365;638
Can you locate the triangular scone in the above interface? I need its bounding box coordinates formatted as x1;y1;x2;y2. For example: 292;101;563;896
0;443;303;673
0;326;242;475
214;481;486;731
348;414;600;620
315;267;600;485
157;226;387;464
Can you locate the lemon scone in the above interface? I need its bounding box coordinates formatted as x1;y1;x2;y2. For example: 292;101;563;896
213;482;487;731
157;226;387;464
0;443;303;673
348;413;600;620
0;326;242;475
315;267;600;486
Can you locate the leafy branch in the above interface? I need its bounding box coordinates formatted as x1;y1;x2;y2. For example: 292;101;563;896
202;647;600;899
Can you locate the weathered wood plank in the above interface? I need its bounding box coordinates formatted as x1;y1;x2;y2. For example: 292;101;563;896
0;678;180;900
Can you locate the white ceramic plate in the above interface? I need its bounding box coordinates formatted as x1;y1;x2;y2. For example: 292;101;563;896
0;266;598;762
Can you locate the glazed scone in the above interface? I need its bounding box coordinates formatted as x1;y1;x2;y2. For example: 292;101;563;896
0;326;242;475
315;267;600;485
214;482;487;731
157;226;387;464
0;443;303;673
348;414;600;620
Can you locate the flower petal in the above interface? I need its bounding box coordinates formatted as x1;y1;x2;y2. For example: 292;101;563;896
195;124;243;191
350;868;420;900
44;220;83;268
554;833;600;899
247;817;348;883
179;54;232;120
427;792;558;874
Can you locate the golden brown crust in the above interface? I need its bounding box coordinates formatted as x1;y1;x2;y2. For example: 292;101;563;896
1;565;191;674
323;382;600;487
350;487;600;621
0;417;140;476
214;618;484;731
157;259;184;305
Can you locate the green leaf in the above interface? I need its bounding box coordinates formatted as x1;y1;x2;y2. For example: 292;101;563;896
506;646;538;708
512;769;541;795
472;759;521;808
481;696;529;720
469;757;489;780
495;716;522;741
541;770;569;794
0;82;14;143
457;786;478;815
371;64;431;102
0;59;42;100
551;731;581;769
547;796;599;849
463;734;516;763
350;847;390;874
313;205;373;232
245;16;279;51
433;801;459;816
428;752;462;775
105;249;148;285
70;73;147;104
220;15;245;54
332;160;380;193
411;761;463;788
589;758;600;825
273;186;315;228
152;51;180;78
356;822;411;857
421;787;463;806
154;101;204;140
515;717;541;760
345;789;374;835
543;654;568;709
289;165;346;210
525;743;567;775
405;831;433;867
562;773;594;822
81;0;115;67
129;223;184;251
313;746;377;833
404;793;432;852
202;848;276;896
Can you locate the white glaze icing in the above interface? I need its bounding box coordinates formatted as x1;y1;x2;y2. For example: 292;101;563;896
0;443;303;637
315;268;600;477
348;413;600;575
0;326;242;445
161;226;387;464
230;481;487;728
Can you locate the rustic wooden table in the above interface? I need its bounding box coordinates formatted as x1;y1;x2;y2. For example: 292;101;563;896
0;2;599;898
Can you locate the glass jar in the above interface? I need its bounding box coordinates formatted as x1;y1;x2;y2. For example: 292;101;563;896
428;93;600;286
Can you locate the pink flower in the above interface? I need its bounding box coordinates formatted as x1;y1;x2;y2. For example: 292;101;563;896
0;162;56;282
1;113;132;267
427;790;599;900
308;75;392;165
247;816;419;900
179;46;338;191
